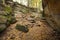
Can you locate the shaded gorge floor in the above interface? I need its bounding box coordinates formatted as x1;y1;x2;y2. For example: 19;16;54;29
0;3;60;40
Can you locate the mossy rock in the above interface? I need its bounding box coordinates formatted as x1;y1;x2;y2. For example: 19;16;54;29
6;14;16;24
30;16;35;18
6;21;10;27
9;17;16;24
16;24;29;33
6;16;16;26
0;24;6;33
0;16;7;24
0;11;8;16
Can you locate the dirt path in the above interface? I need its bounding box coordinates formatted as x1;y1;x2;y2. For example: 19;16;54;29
0;4;59;40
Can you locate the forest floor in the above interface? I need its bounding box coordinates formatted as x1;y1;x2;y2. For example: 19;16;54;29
0;5;59;40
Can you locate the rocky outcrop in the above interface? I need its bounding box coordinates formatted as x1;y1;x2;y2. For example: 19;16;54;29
43;0;60;32
13;2;38;14
0;2;16;32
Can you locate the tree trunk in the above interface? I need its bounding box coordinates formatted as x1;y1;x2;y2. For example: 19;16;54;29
2;0;5;5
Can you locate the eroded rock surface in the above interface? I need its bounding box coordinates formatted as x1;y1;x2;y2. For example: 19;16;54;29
43;0;60;32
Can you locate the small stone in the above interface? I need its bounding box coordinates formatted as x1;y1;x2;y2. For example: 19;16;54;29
10;34;15;39
37;25;41;27
30;20;35;23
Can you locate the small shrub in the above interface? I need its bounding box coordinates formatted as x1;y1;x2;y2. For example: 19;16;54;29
6;16;12;24
4;5;12;14
15;24;29;33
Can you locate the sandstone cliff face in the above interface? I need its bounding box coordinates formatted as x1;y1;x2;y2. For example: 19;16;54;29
43;0;60;32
